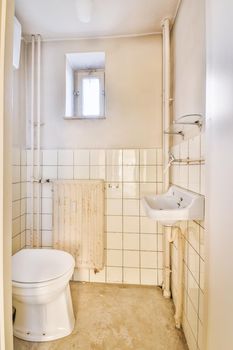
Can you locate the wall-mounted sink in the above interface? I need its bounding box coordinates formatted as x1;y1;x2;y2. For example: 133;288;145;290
142;185;205;226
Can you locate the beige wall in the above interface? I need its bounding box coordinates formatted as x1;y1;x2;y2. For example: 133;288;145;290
36;35;162;149
170;1;206;349
206;0;233;349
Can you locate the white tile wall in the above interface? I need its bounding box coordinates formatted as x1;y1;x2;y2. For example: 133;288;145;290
140;149;157;165
12;148;27;254
25;148;164;286
74;165;89;179
123;149;139;165
123;183;139;199
106;199;122;216
58;150;73;165
123;199;139;216
42;150;58;166
170;134;205;350
106;150;122;165
74;150;90;165
124;234;139;250
123;268;140;284
90;150;105;166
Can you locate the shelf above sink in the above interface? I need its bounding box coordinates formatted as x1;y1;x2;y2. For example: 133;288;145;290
164;114;204;139
142;185;205;226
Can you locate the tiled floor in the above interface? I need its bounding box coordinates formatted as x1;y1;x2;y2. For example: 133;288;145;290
14;282;188;350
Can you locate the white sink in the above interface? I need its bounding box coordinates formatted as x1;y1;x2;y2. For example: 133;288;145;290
142;185;205;226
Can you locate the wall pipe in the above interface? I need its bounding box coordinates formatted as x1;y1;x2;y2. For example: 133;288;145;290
163;226;172;298
36;34;41;247
161;17;171;191
30;35;35;247
161;19;184;327
167;226;184;329
161;18;172;298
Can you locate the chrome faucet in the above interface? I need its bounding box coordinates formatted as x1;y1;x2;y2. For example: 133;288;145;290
168;151;176;163
164;152;176;174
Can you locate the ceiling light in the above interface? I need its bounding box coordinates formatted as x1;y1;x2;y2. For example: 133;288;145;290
75;0;93;23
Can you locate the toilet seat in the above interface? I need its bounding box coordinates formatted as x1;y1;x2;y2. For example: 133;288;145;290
12;249;75;284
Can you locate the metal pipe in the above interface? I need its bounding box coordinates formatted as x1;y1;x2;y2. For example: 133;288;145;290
163;226;172;298
163;225;184;327
171;226;184;329
30;35;35;247
161;17;171;191
36;34;41;247
167;152;205;165
172;159;205;165
161;18;171;299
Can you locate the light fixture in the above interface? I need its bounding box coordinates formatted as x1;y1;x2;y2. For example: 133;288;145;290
75;0;93;23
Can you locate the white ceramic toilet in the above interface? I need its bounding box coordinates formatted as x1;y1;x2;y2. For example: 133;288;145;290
12;249;75;342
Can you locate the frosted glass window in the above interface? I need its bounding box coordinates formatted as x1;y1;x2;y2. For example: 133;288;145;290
75;70;105;118
65;52;105;118
82;78;100;116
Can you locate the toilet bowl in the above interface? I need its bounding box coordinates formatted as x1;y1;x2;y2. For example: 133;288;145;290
12;248;75;342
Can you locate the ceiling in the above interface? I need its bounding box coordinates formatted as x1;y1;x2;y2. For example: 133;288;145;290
15;0;180;40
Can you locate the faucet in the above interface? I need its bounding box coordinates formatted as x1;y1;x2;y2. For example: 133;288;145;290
168;151;176;163
164;152;176;174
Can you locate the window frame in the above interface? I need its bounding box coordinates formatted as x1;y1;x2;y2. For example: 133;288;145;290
75;69;105;119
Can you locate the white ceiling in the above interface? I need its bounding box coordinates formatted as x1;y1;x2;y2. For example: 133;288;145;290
15;0;180;40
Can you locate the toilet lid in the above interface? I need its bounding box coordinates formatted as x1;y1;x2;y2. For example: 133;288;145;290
12;249;75;283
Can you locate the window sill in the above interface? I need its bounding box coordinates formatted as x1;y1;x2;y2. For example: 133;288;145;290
64;116;106;120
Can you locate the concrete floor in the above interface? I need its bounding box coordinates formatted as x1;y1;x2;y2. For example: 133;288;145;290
14;282;188;350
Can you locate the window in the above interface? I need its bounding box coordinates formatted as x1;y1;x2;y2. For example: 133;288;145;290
75;70;105;118
65;52;105;119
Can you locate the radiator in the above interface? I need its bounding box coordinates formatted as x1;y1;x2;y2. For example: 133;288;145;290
53;180;105;271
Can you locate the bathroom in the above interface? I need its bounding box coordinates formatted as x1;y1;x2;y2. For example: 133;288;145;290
1;0;233;349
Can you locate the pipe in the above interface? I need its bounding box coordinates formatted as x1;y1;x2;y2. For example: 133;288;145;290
30;35;35;247
36;34;41;247
161;18;171;298
163;226;184;327
171;226;184;329
163;226;172;298
161;17;171;191
161;23;184;328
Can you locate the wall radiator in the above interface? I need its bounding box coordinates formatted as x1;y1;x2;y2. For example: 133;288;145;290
53;180;105;271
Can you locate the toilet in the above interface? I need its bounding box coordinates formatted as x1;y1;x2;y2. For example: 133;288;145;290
12;248;75;342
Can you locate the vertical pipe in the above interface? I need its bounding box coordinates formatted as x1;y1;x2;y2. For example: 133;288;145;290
162;18;170;191
30;35;35;247
163;226;172;298
36;34;41;247
162;18;171;298
24;41;28;149
174;226;184;329
161;18;171;298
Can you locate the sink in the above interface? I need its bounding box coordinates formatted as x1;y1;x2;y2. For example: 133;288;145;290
142;185;205;226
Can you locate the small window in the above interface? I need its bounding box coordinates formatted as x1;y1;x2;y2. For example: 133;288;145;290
75;70;105;118
65;52;105;119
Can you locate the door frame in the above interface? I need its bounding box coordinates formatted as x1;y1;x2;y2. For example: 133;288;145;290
0;0;14;348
